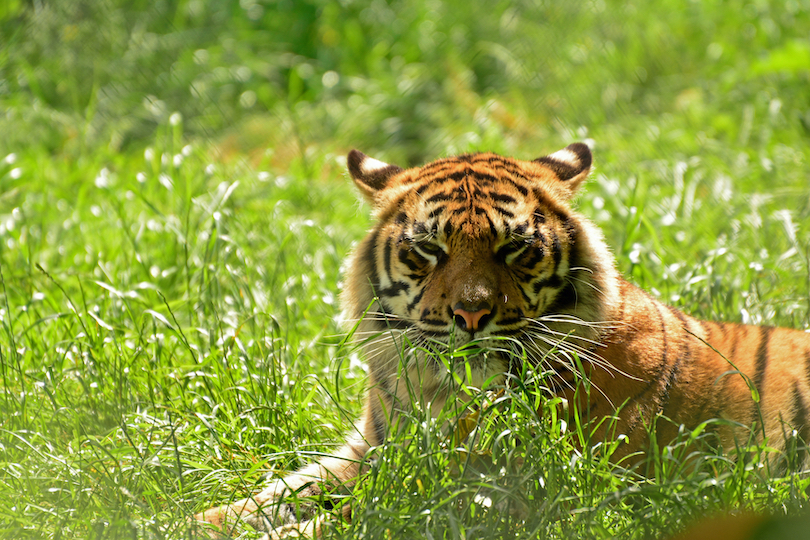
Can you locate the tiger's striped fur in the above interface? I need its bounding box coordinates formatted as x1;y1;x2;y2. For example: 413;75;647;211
196;144;810;537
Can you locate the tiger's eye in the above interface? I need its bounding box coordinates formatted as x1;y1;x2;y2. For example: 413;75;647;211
496;242;529;263
418;242;444;256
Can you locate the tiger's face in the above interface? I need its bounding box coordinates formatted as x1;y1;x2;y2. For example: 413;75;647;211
344;144;614;389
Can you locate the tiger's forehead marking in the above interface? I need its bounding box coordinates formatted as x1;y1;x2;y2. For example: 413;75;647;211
394;153;556;240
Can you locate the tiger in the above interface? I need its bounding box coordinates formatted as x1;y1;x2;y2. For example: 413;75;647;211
195;143;810;538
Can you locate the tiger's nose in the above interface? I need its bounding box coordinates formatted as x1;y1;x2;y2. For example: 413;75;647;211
453;302;492;332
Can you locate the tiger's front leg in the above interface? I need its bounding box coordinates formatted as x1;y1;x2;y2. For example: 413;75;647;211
193;371;450;537
194;437;369;538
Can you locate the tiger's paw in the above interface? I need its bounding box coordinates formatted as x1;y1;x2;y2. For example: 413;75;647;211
193;476;323;539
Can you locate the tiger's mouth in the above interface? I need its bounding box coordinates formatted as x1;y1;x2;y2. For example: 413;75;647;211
372;310;530;350
406;341;513;389
365;311;543;389
408;326;528;369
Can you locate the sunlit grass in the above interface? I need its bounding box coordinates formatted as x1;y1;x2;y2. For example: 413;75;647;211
3;116;809;538
2;0;810;538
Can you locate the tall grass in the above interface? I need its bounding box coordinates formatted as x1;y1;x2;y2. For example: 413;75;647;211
2;0;810;538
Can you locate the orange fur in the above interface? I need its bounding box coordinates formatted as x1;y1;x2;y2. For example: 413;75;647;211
195;145;810;537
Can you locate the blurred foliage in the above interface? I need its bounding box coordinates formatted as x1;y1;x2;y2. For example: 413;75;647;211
2;0;809;163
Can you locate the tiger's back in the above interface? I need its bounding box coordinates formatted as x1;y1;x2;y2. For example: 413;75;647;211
592;279;810;459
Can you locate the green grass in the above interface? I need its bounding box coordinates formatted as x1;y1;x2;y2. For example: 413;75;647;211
2;0;810;538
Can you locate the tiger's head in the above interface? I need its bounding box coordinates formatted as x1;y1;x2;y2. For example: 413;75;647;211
342;144;620;391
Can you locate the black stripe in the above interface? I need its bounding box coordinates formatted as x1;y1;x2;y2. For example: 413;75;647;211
492;327;524;337
533;210;546;226
414;181;436;196
563;217;580;249
792;382;809;438
493;206;514;218
562;217;578;240
790;381;810;468
484;213;498;238
417;162;455;176
370;402;388;446
624;304;670;435
432;171;468;184
405;272;429;283
426;192;453;203
531;187;545;201
489;160;531;183
470;153;496;164
752;326;774;399
406;287;425;312
500;175;529;196
428;206;446;220
804;349;810;388
550;231;563;267
728;323;741;361
660;307;690;418
382;238;394;279
398;247;425;271
515;280;534;305
535;156;580;181
362;229;382;292
520;245;546;270
534;231;548;248
369;361;391;393
378;281;409;298
370;308;410;330
533;275;563;294
491;193;516;204
543;281;576;313
385;317;410;330
369;297;397;330
462;167;529;196
562;217;579;265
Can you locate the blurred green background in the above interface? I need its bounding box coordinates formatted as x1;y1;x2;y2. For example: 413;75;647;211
3;0;808;164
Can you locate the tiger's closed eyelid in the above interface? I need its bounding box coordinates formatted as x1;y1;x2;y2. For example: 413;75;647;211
494;235;531;251
494;239;531;265
416;241;445;256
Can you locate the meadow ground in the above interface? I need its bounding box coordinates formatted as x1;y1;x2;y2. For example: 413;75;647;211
2;0;810;538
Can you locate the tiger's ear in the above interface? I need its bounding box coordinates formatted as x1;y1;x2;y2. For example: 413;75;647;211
347;150;404;201
534;143;593;197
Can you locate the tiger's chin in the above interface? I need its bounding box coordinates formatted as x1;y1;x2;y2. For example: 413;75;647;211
456;352;510;390
399;338;511;392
